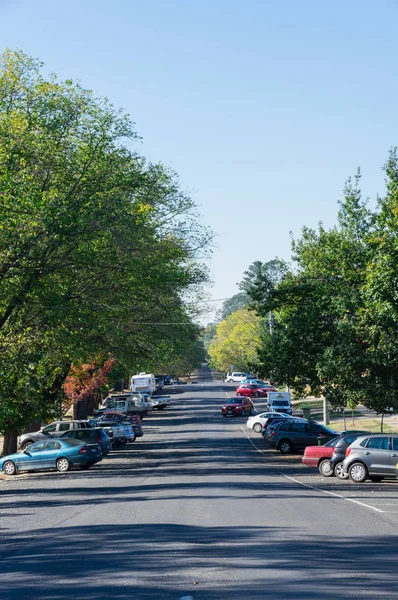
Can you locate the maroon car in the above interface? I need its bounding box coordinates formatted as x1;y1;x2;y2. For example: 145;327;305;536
222;396;254;417
302;436;341;476
236;384;268;398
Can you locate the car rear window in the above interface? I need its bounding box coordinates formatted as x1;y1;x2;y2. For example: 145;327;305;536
272;400;289;406
62;438;84;447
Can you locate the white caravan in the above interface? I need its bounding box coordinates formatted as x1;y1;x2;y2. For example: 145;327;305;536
131;372;156;395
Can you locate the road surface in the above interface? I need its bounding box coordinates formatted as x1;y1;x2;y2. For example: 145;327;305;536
1;366;398;599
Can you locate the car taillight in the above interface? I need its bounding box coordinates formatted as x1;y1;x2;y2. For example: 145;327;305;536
345;447;351;457
270;431;276;437
78;446;88;454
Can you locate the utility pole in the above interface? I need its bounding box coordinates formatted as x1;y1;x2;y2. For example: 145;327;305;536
269;310;273;335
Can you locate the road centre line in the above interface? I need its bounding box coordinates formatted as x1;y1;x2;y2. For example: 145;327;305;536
283;474;384;514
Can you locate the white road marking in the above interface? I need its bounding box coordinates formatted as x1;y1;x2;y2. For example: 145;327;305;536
283;474;384;513
240;427;266;455
239;427;386;515
180;596;193;600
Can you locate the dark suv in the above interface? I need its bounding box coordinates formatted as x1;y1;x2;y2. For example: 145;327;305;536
61;428;112;456
222;397;254;417
268;419;336;453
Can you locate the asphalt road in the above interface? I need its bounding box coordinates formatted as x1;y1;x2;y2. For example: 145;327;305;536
1;367;398;599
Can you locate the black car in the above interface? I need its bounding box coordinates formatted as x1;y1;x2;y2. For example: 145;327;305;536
267;419;336;453
61;428;112;456
262;416;308;441
330;430;372;479
261;417;296;440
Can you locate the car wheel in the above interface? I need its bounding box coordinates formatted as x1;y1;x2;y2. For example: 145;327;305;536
348;462;367;483
56;457;71;473
334;462;349;480
21;441;33;450
254;392;260;398
3;460;16;476
279;440;292;454
236;392;241;396
253;423;262;433
318;459;333;477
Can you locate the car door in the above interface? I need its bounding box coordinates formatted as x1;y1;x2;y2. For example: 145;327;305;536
363;436;391;475
41;440;63;468
16;441;46;470
390;436;398;474
290;422;312;448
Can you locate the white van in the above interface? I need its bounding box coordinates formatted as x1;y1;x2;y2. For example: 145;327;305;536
131;373;156;394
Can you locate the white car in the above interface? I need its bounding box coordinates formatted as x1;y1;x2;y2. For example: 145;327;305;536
246;411;294;433
225;372;248;383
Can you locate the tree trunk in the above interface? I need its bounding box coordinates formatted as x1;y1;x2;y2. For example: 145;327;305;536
3;429;18;455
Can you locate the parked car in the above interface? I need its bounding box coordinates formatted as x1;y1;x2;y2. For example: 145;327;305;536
247;411;294;433
97;411;144;438
222;396;254;417
342;434;398;482
0;439;102;475
236;384;268;398
303;430;372;476
268;419;336;453
60;428;112;455
89;417;127;447
329;431;372;479
225;372;248;383
302;436;342;475
18;420;93;450
163;375;173;385
262;416;308;440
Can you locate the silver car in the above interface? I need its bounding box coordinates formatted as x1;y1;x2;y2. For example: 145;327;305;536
18;420;92;450
342;434;398;482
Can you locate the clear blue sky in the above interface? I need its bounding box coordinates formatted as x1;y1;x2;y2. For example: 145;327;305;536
1;0;398;323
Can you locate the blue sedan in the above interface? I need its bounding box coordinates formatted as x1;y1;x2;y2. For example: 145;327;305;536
0;438;102;475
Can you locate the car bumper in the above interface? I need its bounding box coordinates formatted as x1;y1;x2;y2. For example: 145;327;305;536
302;457;317;467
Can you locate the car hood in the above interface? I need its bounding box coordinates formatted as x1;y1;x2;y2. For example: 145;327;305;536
0;451;24;463
223;402;242;408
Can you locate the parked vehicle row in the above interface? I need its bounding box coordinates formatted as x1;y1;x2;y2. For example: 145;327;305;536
251;411;398;484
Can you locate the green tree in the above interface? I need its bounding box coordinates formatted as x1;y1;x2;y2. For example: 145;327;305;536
208;308;263;373
0;49;210;452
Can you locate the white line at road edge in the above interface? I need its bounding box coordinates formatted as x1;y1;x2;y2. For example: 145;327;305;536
283;474;384;514
240;427;384;514
240;427;267;455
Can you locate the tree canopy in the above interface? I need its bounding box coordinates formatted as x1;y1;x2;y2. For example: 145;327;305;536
0;49;210;450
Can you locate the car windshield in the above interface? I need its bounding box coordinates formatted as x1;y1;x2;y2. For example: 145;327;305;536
226;399;240;404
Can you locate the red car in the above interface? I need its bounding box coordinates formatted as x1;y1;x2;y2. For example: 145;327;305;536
302;436;341;476
222;396;254;417
236;384;268;398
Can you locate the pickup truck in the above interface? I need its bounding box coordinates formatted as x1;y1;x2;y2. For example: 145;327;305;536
100;393;154;416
